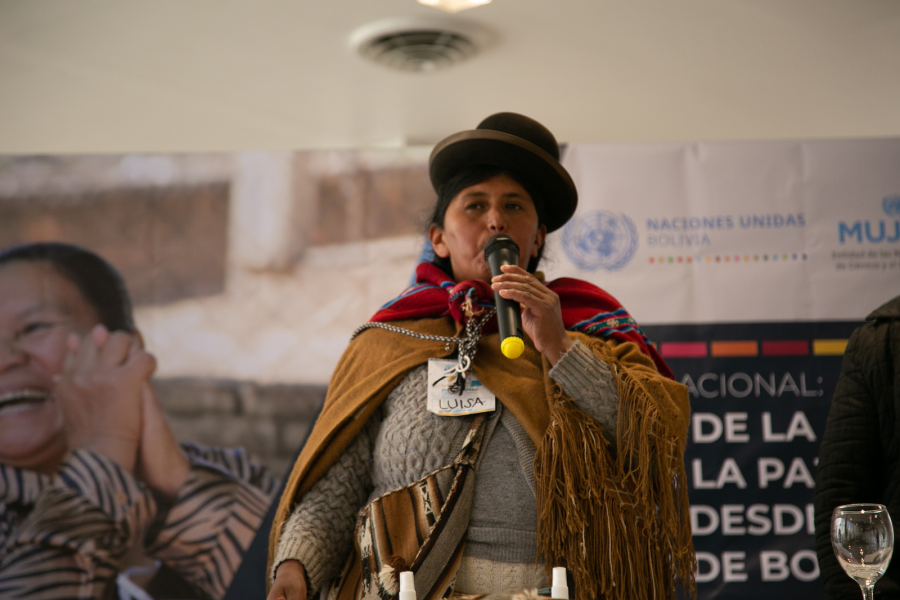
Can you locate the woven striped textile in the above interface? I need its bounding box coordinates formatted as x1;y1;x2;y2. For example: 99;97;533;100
371;263;672;378
326;417;487;600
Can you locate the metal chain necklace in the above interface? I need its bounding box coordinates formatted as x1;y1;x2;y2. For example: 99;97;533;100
351;306;497;394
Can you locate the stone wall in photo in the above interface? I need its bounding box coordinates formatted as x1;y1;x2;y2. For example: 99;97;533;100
153;377;326;480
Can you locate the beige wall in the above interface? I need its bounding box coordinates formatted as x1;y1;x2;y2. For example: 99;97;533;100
1;1;899;155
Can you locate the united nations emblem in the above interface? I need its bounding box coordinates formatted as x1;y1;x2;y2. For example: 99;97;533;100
562;210;638;271
883;195;900;217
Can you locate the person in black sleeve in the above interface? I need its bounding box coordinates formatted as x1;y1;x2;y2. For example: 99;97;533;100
815;293;900;599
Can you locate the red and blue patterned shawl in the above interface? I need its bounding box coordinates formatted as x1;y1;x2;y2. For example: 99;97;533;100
371;262;674;379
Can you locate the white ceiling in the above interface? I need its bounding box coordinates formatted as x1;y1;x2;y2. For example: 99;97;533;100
1;0;898;154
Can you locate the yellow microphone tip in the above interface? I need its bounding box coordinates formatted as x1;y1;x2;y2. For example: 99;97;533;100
501;336;525;359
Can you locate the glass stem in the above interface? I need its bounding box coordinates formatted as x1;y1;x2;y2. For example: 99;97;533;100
862;583;874;600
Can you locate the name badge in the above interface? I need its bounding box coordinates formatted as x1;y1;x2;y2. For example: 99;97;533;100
427;358;496;417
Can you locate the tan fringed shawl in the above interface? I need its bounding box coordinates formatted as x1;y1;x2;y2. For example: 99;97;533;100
268;317;696;600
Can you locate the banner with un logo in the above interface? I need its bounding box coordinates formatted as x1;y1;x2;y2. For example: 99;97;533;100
553;139;900;599
561;210;639;271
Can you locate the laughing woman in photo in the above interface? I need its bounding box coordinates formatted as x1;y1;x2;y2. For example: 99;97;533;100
0;243;276;600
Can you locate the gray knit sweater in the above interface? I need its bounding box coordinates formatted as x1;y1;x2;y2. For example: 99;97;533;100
275;340;618;594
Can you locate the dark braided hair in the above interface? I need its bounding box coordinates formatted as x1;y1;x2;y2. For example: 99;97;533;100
428;165;546;279
0;242;135;332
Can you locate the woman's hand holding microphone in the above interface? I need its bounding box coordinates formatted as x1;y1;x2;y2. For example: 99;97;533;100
491;264;573;365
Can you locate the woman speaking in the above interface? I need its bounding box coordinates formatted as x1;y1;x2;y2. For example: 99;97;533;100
268;113;695;600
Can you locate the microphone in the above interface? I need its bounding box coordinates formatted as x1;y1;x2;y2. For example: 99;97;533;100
484;233;525;359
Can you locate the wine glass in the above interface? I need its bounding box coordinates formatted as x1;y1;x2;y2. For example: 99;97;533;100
832;503;894;600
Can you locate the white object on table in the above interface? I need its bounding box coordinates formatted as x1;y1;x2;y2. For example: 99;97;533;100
551;566;569;600
399;570;416;600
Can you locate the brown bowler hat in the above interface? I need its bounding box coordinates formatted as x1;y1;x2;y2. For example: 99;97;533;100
429;112;578;232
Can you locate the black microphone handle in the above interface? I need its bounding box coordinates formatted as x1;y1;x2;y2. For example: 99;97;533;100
487;248;523;342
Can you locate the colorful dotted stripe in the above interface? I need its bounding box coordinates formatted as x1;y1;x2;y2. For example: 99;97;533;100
711;341;758;357
659;339;848;358
812;339;849;356
649;253;808;264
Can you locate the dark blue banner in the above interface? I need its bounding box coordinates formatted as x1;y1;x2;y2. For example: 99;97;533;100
643;320;863;599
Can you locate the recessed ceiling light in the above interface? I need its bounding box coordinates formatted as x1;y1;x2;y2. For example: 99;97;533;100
417;0;491;14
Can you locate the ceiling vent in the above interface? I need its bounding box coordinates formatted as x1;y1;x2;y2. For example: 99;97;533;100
349;17;489;72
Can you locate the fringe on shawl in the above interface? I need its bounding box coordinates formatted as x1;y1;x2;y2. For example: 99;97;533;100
534;339;696;600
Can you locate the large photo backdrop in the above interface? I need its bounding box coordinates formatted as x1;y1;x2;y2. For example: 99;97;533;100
1;138;897;598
